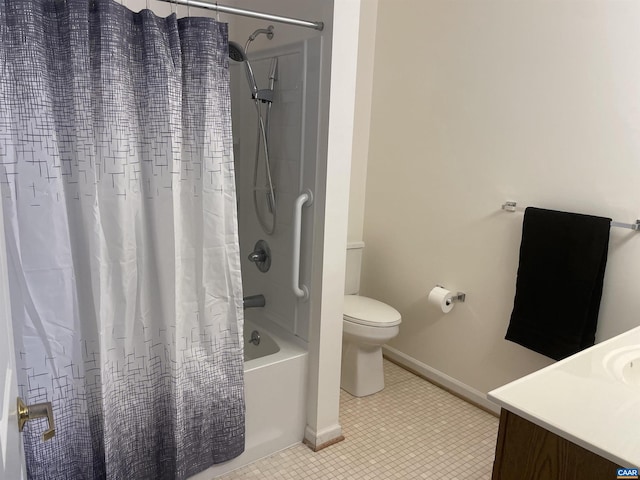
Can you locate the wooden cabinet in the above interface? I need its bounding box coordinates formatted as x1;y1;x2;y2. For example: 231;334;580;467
492;409;622;480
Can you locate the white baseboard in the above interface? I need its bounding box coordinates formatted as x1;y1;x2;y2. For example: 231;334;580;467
382;345;501;415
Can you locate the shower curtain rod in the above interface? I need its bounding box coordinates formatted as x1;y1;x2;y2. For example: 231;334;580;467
157;0;324;31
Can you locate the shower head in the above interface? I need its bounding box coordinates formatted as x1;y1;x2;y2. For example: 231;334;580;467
230;26;275;100
228;41;247;62
228;41;258;97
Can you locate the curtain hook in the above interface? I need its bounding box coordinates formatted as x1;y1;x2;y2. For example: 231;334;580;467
146;0;149;9
216;1;220;22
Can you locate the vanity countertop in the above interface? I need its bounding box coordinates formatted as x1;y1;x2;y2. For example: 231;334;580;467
488;325;640;467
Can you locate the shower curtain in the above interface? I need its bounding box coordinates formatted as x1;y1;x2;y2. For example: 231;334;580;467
0;0;245;478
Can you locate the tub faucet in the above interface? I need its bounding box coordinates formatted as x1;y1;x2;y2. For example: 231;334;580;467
243;294;265;309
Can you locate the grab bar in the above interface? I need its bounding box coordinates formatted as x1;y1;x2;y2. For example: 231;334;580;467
292;190;313;301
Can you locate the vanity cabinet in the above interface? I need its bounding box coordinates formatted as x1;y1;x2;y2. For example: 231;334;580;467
492;409;621;480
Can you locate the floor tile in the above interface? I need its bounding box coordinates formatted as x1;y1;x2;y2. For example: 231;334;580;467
215;359;498;479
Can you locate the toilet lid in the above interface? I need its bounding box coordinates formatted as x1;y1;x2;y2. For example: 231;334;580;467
343;295;401;327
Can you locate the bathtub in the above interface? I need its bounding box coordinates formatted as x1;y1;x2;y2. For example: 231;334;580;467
190;311;309;479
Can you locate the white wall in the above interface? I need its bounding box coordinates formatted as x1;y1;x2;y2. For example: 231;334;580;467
358;0;640;398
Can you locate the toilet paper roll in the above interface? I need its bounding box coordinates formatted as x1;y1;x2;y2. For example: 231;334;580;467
428;286;455;313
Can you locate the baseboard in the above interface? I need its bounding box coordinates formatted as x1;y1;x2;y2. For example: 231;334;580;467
382;345;501;416
303;424;344;451
303;434;345;452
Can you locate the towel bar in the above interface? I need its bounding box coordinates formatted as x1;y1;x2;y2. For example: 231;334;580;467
501;201;640;231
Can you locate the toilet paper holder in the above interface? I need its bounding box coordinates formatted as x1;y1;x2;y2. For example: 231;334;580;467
436;286;466;305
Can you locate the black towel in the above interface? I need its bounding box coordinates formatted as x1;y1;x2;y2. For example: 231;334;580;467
505;207;611;360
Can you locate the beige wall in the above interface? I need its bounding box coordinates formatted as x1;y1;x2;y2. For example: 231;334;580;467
356;0;640;396
348;0;378;242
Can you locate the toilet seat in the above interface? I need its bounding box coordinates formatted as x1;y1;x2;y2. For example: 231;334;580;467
343;295;401;327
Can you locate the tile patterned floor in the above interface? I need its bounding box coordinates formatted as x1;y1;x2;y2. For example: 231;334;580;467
216;360;499;479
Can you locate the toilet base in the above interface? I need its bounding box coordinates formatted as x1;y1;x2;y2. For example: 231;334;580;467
340;342;385;397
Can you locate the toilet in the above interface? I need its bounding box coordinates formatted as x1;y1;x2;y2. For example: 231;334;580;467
341;242;401;397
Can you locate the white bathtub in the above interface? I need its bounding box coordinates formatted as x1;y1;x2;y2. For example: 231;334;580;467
190;311;309;479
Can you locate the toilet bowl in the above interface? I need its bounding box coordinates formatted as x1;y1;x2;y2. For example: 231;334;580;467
341;294;401;397
341;242;401;397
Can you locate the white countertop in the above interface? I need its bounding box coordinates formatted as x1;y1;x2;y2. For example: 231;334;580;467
488;325;640;468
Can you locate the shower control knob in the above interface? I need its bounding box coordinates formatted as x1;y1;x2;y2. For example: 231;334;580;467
248;239;271;273
248;251;266;263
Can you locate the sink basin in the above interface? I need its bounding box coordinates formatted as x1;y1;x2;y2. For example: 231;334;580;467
603;346;640;387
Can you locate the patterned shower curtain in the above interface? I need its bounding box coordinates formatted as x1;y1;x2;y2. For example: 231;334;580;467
0;0;245;478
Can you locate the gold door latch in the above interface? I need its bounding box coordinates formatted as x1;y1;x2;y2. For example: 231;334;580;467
17;397;55;441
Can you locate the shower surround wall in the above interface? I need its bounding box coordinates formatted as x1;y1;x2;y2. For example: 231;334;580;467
354;0;640;409
231;38;321;342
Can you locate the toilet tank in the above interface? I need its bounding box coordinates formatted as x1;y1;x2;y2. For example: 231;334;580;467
345;241;365;295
